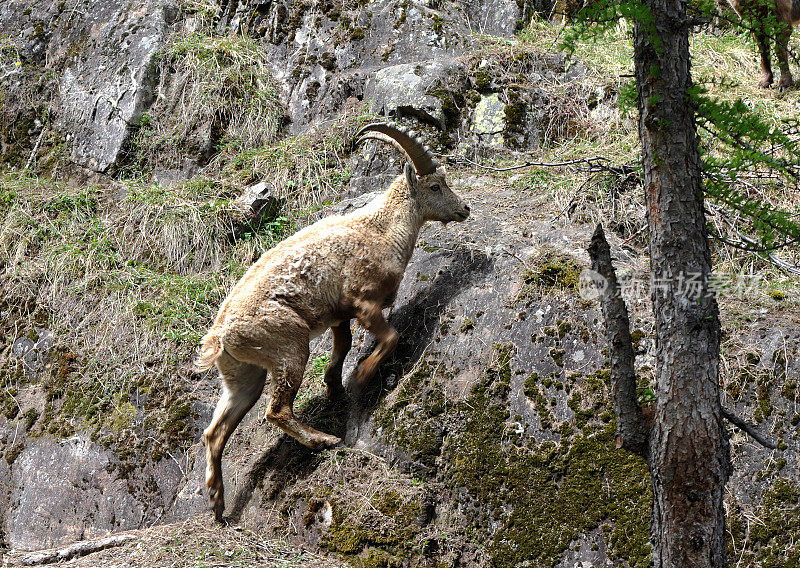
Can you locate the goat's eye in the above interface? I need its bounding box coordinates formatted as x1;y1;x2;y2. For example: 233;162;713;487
431;184;441;192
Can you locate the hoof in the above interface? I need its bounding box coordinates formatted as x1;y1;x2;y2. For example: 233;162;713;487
212;500;225;523
209;488;225;523
325;383;347;400
311;434;342;450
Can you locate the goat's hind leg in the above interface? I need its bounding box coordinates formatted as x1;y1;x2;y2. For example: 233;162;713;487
203;352;267;522
266;346;342;449
324;320;352;399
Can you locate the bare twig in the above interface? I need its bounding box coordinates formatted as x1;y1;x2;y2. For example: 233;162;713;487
25;127;46;171
12;534;137;566
443;152;640;179
721;406;777;449
708;203;800;274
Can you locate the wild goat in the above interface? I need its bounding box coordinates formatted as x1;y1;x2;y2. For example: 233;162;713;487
195;123;470;521
726;0;800;89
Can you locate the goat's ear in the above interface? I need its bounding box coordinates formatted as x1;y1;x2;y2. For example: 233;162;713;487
404;162;418;197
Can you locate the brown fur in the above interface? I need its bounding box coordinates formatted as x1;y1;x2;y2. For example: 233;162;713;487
197;162;469;521
727;0;800;89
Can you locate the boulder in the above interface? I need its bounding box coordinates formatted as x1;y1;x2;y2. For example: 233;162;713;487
471;93;506;146
7;436;143;550
365;59;466;130
235;181;284;223
11;328;52;375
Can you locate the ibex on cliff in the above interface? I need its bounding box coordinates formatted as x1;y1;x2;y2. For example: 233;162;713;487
196;123;470;521
726;0;800;89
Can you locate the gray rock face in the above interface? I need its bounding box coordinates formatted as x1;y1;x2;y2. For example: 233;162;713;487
56;0;175;171
0;0;175;172
7;436;143;550
462;0;525;37
0;456;9;548
250;0;472;132
365;59;466;129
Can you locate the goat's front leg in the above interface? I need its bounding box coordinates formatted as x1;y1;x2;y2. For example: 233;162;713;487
353;301;399;390
755;26;775;88
776;23;795;90
324;320;352;399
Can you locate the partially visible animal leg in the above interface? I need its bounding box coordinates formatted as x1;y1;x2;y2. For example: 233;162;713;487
221;312;342;449
756;26;775;87
353;301;399;389
324;320;352;399
203;351;267;522
266;346;342;449
776;22;795;89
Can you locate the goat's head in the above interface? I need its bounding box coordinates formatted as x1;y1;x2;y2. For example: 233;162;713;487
355;123;471;224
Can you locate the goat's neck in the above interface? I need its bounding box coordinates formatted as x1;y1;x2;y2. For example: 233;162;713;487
367;186;424;266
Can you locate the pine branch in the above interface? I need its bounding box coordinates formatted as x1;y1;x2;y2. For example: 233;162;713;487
721;406;777;449
443;153;640;179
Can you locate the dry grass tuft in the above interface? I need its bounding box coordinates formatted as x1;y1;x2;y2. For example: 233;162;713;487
208;107;377;219
5;517;345;567
123;3;283;177
0;171;289;449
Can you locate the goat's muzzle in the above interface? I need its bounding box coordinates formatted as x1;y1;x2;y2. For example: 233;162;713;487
453;204;470;222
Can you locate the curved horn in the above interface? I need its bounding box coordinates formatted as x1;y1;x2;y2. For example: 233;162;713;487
355;122;439;175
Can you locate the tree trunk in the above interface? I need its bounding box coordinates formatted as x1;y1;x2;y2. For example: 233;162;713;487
633;1;732;567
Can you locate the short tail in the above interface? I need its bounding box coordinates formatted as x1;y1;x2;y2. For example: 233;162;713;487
196;330;223;372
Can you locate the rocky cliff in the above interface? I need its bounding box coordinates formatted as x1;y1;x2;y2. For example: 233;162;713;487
0;1;798;567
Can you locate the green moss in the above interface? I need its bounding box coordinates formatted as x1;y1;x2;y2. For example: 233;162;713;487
519;253;582;303
325;489;424;558
729;479;800;567
23;407;39;431
430;13;444;34
0;386;19;419
460;318;474;332
550;348;565;367
4;441;24;465
373;360;447;468
768;289;787;301
350;548;402;568
782;379;797;401
756;374;774;422
350;27;365;40
523;372;539;398
529;384;554;430
425;87;462;130
504;101;526;126
448;370;650;567
474;70;492;90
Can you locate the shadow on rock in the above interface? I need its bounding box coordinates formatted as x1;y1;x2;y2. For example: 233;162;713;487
346;244;493;433
225;394;349;523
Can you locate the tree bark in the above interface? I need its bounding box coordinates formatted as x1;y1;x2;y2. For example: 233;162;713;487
633;1;731;567
588;224;649;456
